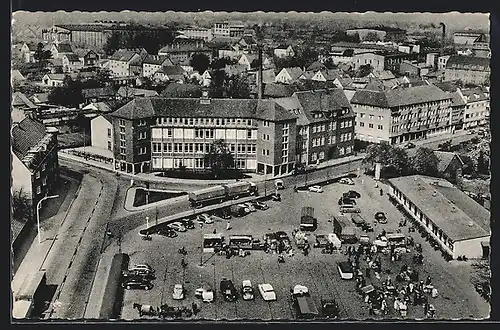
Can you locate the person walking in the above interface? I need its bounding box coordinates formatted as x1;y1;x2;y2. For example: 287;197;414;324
226;221;231;230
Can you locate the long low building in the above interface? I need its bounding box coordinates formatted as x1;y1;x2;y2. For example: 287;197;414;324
388;175;490;259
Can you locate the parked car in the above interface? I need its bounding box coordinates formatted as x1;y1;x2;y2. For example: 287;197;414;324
180;218;195;229
274;179;285;190
197;213;214;224
168;222;187;232
308;185;323;193
339;178;355;185
172;284;185;300
338;197;356;205
242;280;255;301
374;211;388;224
122;278;153;290
220;278;237;302
213;208;231;219
258;283;277;301
122;270;155;281
242;202;256;212
129;264;154;274
344;190;361;199
195;285;214;303
157;227;178;238
405;142;416;149
253;201;269;210
320;297;340;319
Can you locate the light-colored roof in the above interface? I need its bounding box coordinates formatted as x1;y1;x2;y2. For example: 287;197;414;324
280;67;303;80
388;175;490;242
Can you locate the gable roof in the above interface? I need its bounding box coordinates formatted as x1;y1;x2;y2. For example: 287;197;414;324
307;61;327;71
460;87;489;103
445;55;490;71
373;70;396;80
300;71;316;80
143;55;173;66
12;92;38;109
11;117;48;161
81;86;116;99
63;53;81;62
156;65;186;76
224;64;247;77
291;89;353;124
280;67;303;80
110;49;139;62
56;43;73;53
117;87;159;98
334;76;354;89
241;35;256;45
450;91;467;106
31;93;49;104
160;83;203;98
111;97;297;122
11;70;26;81
240;53;258;64
434;151;464;173
45;73;66;81
388;175;489;242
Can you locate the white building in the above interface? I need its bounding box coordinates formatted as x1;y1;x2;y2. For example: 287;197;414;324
90;114;114;156
388;175;490;259
275;67;303;85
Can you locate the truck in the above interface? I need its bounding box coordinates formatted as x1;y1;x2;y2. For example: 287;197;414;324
332;216;357;244
291;285;319;319
300;206;317;231
188;182;258;208
230;204;250;217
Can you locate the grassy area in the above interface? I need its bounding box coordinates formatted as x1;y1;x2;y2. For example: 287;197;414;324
133;188;187;207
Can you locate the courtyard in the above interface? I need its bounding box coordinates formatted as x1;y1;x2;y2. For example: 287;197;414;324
109;175;490;320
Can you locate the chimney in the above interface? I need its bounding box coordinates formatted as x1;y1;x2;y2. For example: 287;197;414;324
439;23;446;57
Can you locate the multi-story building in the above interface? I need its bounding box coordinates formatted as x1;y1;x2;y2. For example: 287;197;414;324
346;26;407;43
90;114;114;155
275;89;356;166
158;40;212;64
178;27;213;42
453;30;486;45
108;48;148;77
142;55;174;78
460;87;490;128
444;56;490;85
353;51;409;73
11;118;59;213
212;22;245;39
42;23;173;49
350;84;453;144
109;95;298;176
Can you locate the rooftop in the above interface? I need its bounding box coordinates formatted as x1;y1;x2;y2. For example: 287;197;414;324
81;86;116;99
109;49;141;62
117;87;159;98
11;117;50;164
388;175;490;242
347;26;406;33
445;55;490;71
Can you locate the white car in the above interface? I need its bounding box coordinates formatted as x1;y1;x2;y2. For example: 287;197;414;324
258;283;277;301
195;285;214;303
173;284;184;300
168;222;187;232
243;202;256;212
339;178;355;185
242;280;255;301
308;185;323;193
198;213;214;224
129;264;154;274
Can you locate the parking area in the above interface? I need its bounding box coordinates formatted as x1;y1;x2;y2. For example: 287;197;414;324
115;175;489;320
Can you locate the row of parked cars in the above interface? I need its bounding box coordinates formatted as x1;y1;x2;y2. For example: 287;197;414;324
307;178;356;194
121;264;156;290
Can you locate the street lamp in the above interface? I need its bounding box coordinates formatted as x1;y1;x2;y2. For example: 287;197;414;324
36;195;59;244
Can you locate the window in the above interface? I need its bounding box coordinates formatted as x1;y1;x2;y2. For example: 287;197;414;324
369;123;374;128
320;137;325;145
282;156;288;164
340;121;345;128
319;151;325;160
139;119;147;126
262;149;266;156
35;171;41;179
42;177;47;186
369;115;374;120
119;119;125;126
138;147;147;155
120;147;126;155
36;186;41;195
266;150;269;156
247;130;252;139
360;113;365;118
282;136;288;143
311;153;317;161
139;131;147;139
378;124;383;130
282;143;288;150
339;147;345;155
107;128;112;137
120;127;125;133
107;141;112;150
359;122;365;127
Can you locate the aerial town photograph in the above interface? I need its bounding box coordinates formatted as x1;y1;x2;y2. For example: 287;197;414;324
10;8;491;322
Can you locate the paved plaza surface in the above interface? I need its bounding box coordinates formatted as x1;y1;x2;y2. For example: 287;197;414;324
102;174;490;320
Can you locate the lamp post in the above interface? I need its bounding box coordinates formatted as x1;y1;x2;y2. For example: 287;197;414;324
199;223;204;266
36;195;59;244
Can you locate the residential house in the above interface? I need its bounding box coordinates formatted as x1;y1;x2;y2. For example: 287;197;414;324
274;45;295;58
60;53;82;72
250;83;298;99
298;70;316;81
152;66;186;83
20;43;38;63
238;35;257;50
142;55;175;78
11;69;26;84
11;117;59;215
437;55;451;70
30;93;50;106
350;84;453;144
117;86;159;99
82;49;99;67
238;53;258;71
262;69;276;84
178;27;213;42
460;88;490;128
275;67;303;85
108;49;146;77
12;92;39;121
224;64;248;77
275;89;356;165
218;45;243;60
406;149;464;182
444;56;490;85
109;95;298;176
82;102;112;113
189;70;212;87
399;61;422;77
353;52;385;72
388;175;490;259
332;77;356;101
311;69;342;82
41;73;65;87
158;40;212;64
306;61;327;72
329;49;355;65
433;81;466;132
81;86;117;104
90;114;114;156
129;51;149;77
48;42;74;59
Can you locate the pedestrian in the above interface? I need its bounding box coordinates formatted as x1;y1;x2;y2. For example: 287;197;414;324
380;188;383;196
365;267;371;278
426;276;432;286
369;302;374;315
192;302;198;315
431;287;438;298
213;228;217;234
394;298;400;312
381;299;387;315
226;221;231;230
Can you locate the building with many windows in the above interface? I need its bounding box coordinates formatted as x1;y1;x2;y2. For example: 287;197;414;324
460;87;490;128
275;89;356;166
444;56;490;85
108;95;297;176
350;84;453;144
388;175;490;259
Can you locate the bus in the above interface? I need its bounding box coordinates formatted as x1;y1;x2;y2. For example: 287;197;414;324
203;234;224;253
228;235;253;250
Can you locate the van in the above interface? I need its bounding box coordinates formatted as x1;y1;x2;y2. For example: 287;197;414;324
300;206;317;231
340;204;361;213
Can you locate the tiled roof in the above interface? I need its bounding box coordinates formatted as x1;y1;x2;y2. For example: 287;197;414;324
11;70;26;81
292;89;353;124
117;87;159;98
12;92;37;109
241;35;256;45
374;70;396;80
307;61;327;71
263;83;297;98
388;175;489;242
46;73;66;81
460;87;489;103
281;67;303;81
335;77;353;88
11;217;29;244
26;43;38;51
111;97;296;122
240;53;258;63
11;117;48;161
160;83;203;98
433;81;461;93
32;93;49;104
82;86;116;99
262;69;276;84
451;91;467;106
351;85;451;108
109;49;139;62
224;64;247;76
63;53;81;62
56;43;73;53
143;55;172;65
156;65;186;76
434;151;464;173
445;55;490;71
300;71;316;80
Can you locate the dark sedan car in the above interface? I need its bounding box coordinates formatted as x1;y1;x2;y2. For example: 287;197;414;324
321;297;340;319
122;278;153;290
220;278;238;302
374;211;388;224
157;227;178;238
338;197;356;205
344;190;361;199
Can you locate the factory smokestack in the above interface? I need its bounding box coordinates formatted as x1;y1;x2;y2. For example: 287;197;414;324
439;22;446;56
255;24;264;100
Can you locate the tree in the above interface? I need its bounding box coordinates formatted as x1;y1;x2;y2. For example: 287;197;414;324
296;47;319;68
365;32;381;42
33;42;52;69
204;140;235;178
226;75;251;99
357;64;373;78
412;147;439;176
477;150;489;175
103;32;123;55
209;69;227;98
12;188;32;221
363;142;411;177
190;53;210;74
